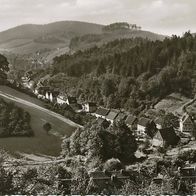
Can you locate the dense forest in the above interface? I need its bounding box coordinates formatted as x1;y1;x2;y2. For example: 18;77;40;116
44;32;196;114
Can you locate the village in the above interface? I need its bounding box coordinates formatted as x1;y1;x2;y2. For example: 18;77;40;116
19;70;196;141
8;70;194;186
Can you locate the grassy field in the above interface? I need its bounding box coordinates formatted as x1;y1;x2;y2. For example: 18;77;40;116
155;93;191;116
0;86;76;156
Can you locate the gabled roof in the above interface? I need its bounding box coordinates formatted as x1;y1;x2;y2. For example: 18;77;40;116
154;117;163;126
95;107;110;117
67;96;77;104
145;109;158;119
181;114;194;124
125;114;137;125
57;93;67;101
157;127;180;145
70;103;82;111
96;118;110;128
85;102;96;107
115;112;127;122
106;109;120;121
138;117;151;127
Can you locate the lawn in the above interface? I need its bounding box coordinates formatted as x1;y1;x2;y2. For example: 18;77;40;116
0;85;76;156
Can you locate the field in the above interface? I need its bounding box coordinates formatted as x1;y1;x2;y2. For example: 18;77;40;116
0;86;76;156
154;93;191;116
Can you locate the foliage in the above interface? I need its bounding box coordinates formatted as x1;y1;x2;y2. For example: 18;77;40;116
0;54;9;84
0;98;33;137
62;121;137;164
43;122;52;133
45;33;196;113
103;158;123;171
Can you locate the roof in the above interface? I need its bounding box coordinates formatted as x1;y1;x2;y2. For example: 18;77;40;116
85;102;96;107
67;96;77;104
95;107;110;117
70;103;82;111
158;127;180;145
181;114;194;124
97;117;106;125
116;112;127;121
145;109;158;119
37;86;50;95
106;109;120;121
154;117;163;126
138;117;151;127
125;115;137;125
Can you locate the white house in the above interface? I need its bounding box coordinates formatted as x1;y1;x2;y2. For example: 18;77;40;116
94;107;110;119
57;93;67;105
179;113;195;137
137;117;156;136
105;109;120;124
83;102;97;113
46;91;59;103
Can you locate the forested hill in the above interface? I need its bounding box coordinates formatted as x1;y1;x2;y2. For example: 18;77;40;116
46;32;196;114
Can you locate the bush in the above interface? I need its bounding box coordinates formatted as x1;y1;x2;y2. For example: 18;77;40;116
103;158;123;171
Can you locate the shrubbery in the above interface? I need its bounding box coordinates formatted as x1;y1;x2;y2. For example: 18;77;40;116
0;98;33;137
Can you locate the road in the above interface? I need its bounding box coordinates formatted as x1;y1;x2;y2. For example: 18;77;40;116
0;86;80;156
0;90;82;129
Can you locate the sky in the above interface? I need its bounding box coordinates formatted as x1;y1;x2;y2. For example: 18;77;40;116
0;0;195;35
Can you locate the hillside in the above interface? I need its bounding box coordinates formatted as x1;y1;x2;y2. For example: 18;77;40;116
70;29;166;51
40;32;196;114
0;21;103;55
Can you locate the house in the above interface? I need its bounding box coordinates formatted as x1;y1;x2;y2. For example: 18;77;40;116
152;127;180;147
35;86;50;99
83;102;97;113
105;109;120;124
137;117;156;137
46;90;59;103
70;103;83;113
96;117;110;129
115;112;127;122
94;107;110;119
125;114;137;129
180;166;196;177
154;117;164;130
66;96;77;105
57;93;67;105
180;114;195;137
145;109;158;119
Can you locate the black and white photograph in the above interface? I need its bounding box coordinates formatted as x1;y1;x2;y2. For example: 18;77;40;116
0;0;196;195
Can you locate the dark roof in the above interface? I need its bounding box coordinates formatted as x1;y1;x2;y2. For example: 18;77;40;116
97;117;106;125
125;115;137;125
138;117;151;127
67;96;77;104
95;107;110;116
86;102;96;107
145;109;158;119
116;112;127;121
158;127;180;145
154;117;163;125
106;109;120;121
37;86;50;95
70;103;82;111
